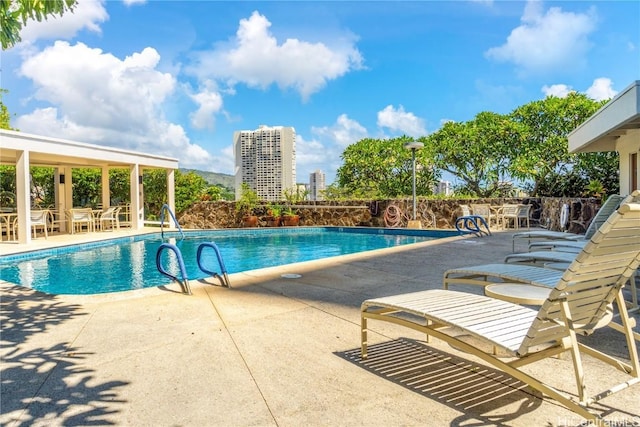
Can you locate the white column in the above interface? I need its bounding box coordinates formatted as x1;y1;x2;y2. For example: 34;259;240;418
64;167;73;210
166;169;176;227
54;168;68;232
15;150;31;244
130;164;141;229
101;166;110;209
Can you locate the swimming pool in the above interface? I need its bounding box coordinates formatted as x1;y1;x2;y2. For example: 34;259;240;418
0;227;456;295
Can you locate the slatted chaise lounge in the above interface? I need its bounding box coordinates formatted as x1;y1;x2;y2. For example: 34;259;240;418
361;199;640;422
511;194;625;252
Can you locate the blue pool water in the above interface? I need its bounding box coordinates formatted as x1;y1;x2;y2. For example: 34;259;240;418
0;227;455;295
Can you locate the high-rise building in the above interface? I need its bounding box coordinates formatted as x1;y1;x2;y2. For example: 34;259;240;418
234;125;296;201
435;180;452;196
309;169;326;201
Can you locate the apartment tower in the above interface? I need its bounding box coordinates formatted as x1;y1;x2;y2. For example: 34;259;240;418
309;169;326;201
234;125;296;201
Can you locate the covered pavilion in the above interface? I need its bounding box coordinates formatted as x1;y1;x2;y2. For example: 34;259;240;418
0;129;179;244
568;80;640;194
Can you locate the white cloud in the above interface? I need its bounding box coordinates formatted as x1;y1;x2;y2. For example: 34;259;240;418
542;84;573;98
485;1;597;75
188;11;364;101
586;77;617;101
18;0;108;46
123;0;146;5
189;82;224;130
376;105;426;137
16;41;215;170
216;145;236;176
311;114;368;147
301;114;369;182
296;134;341;184
540;78;617;101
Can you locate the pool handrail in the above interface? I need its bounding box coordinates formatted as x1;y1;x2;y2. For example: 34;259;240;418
197;242;231;288
156;242;192;295
454;215;491;237
159;204;184;240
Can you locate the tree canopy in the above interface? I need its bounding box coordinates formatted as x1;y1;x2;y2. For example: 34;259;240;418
507;92;607;196
1;0;77;49
0;89;16;129
332;93;618;199
336;136;439;199
427;111;521;197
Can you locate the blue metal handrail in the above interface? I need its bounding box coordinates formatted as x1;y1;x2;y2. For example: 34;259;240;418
197;242;231;288
159;203;184;240
156;243;191;295
455;215;491;237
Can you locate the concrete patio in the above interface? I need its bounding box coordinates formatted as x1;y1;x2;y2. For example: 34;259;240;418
1;229;639;426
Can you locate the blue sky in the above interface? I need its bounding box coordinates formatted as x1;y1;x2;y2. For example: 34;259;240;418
2;1;639;185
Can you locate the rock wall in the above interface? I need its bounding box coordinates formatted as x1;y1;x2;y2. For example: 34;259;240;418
177;197;602;233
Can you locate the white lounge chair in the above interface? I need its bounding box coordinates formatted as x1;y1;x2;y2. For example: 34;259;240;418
362;198;640;422
504;250;639;309
511;194;625;251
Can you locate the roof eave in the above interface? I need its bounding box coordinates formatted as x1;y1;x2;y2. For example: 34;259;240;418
568;80;640;153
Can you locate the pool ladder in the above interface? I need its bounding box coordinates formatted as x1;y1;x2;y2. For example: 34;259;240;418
156;242;231;294
454;215;491;237
155;204;230;294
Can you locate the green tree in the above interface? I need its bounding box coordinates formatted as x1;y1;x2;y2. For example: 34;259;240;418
235;182;259;216
0;89;18;195
72;168;101;207
175;170;208;213
200;185;230;201
109;168;130;205
574;152;619;196
1;0;77;49
0;89;16;129
428;112;519;197
30;166;54;207
143;169;208;218
322;183;353;200
508;93;605;196
336;136;439;198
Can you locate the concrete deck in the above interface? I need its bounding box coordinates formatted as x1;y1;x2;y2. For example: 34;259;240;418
1;229;639;426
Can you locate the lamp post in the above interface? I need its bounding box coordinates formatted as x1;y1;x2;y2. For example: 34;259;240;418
404;140;424;228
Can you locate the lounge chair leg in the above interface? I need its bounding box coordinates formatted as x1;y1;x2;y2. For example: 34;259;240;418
561;301;588;403
616;291;640;376
361;314;368;359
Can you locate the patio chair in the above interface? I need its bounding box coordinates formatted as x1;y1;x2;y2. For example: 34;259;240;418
511;194;625;251
470;203;499;229
501;204;531;230
67;208;94;234
97;206;121;231
10;210;50;240
30;209;49;239
362;198;640;421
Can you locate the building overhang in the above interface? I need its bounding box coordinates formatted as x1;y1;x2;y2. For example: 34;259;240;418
568;80;640;153
0;129;178;170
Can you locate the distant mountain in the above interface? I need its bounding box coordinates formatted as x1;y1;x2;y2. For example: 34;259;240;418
179;168;234;190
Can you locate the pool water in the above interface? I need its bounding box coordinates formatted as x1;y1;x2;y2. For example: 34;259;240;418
0;227;454;295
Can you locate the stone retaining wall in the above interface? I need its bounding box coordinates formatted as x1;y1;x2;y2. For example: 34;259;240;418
177;197;602;233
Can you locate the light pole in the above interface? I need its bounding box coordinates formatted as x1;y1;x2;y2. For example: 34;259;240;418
404;140;424;228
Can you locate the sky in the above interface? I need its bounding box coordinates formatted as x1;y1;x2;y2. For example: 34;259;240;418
1;0;639;186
